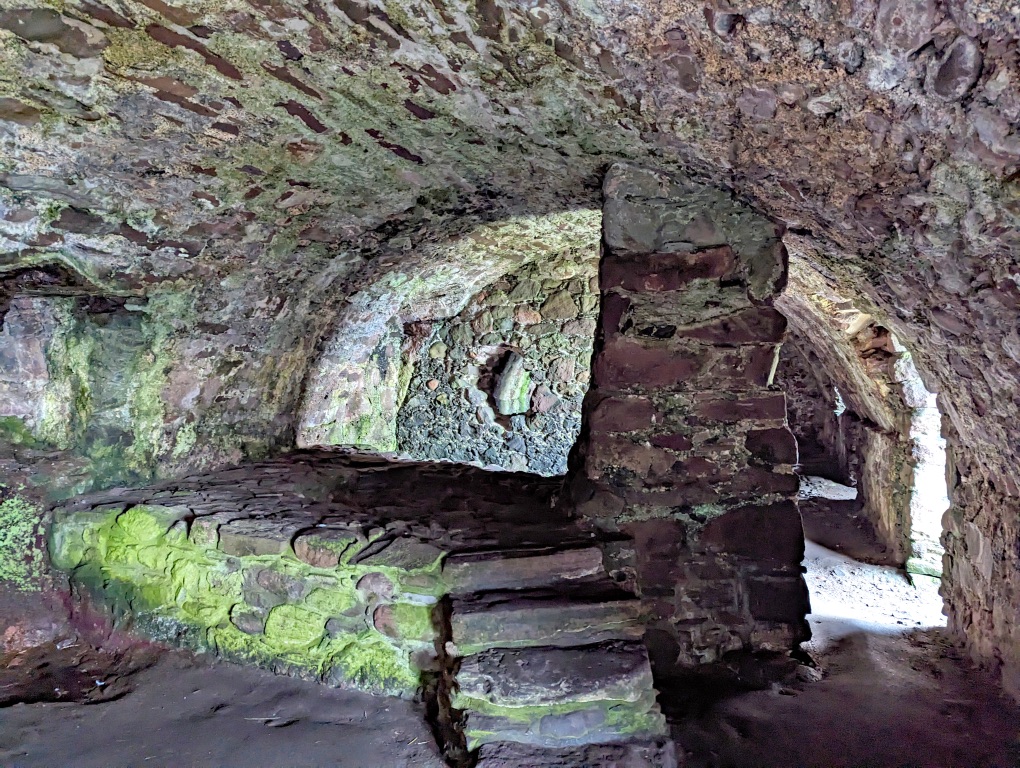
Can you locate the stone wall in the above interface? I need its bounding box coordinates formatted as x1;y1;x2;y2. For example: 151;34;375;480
569;163;807;677
0;294;183;491
775;339;855;484
777;267;921;567
397;255;598;475
944;450;1020;700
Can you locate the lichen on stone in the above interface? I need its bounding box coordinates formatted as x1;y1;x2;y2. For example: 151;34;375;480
50;503;441;697
0;493;46;590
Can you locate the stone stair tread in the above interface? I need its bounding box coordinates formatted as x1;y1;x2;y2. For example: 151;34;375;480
452;580;635;610
462;702;668;750
474;740;679;768
443;546;606;593
450;591;645;653
455;642;654;708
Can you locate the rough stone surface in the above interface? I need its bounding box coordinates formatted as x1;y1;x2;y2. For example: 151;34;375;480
474;740;678;768
570;163;806;675
0;0;1019;700
396;247;599;475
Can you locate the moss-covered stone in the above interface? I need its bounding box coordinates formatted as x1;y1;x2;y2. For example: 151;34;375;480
0;494;46;590
49;504;444;697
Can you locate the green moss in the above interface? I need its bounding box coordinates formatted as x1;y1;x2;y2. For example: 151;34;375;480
50;503;437;696
0;416;45;447
328;633;420;694
125;291;193;472
37;299;93;450
0;495;46;590
456;691;667;750
171;422;197;458
389;602;434;642
303;586;357;616
264;604;326;649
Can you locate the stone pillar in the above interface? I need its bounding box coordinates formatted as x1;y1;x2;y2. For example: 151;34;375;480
569;163;809;677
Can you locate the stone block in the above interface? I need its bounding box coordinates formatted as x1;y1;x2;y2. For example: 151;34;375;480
356;536;444;570
601;247;738;293
674;307;787;344
474;740;678;768
229;606;267;635
588;395;661;433
464;702;666;750
455;642;654;708
443;547;604;593
293;527;362;568
679;580;737;611
587;436;678;482
541;290;579;319
745;427;798;465
650;433;694;451
450;596;645;653
598;291;631;336
593;337;708;389
725;467;800;497
356;571;396;600
217;518;302;557
748;576;810;624
694;392;787;423
699;501;804;564
242;566;312;609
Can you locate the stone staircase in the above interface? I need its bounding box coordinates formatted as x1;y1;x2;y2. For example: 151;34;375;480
442;547;676;767
48;452;677;767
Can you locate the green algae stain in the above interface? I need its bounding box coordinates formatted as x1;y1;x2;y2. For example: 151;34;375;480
0;416;45;448
328;633;420;695
0;495;46;590
388;602;434;643
264;603;326;650
51;504;432;697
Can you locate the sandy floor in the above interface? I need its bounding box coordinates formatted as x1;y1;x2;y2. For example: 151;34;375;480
2;543;1018;768
803;539;946;652
672;542;1019;768
0;650;445;768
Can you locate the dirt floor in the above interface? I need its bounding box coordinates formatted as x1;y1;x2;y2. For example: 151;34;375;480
672;542;1020;768
0;646;445;768
2;542;1019;768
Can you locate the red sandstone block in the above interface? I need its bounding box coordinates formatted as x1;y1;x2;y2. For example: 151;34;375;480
677;456;720;478
681;581;737;611
623;519;688;561
726;467;800;497
674;307;787;344
587;435;678;481
650;433;694;451
744;428;798;465
593;337;708;389
621;484;721;507
599;292;631;336
589;395;661;433
699;500;804;563
694;393;787;423
601;247;738;292
682;345;780;391
748;576;810;623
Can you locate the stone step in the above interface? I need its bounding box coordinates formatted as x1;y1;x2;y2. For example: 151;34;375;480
461;698;669;751
454;642;655;710
442;546;605;593
450;589;645;654
452;641;669;751
474;740;678;768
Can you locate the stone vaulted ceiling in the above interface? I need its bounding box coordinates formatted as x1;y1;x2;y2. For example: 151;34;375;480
0;0;1018;491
